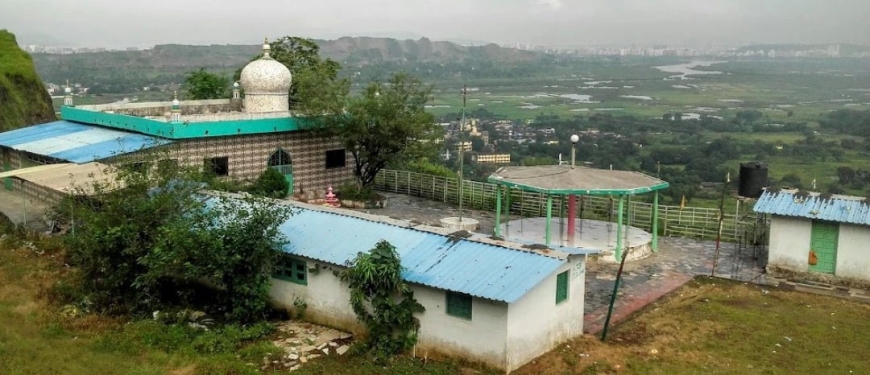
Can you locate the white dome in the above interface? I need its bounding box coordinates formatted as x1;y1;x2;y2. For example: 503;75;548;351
172;98;180;106
239;48;291;94
64;86;72;94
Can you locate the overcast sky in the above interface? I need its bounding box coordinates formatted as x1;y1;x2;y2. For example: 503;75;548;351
2;0;868;48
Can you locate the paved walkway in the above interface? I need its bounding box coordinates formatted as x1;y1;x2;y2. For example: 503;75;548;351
356;192;767;333
0;187;49;231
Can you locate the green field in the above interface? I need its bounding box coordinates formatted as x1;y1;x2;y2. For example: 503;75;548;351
426;58;870;123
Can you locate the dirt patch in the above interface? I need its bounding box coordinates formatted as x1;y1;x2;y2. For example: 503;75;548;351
609;322;652;346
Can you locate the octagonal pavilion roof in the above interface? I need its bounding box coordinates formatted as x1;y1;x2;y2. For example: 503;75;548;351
488;165;668;195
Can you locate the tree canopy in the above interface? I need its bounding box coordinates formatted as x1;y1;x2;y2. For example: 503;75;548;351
234;36;342;109
182;68;230;100
301;73;439;188
56;157;292;322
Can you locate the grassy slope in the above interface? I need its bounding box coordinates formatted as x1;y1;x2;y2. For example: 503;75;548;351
4;233;870;374
0;237;490;375
0;30;56;131
513;277;870;375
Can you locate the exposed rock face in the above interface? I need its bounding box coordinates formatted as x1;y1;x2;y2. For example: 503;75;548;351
0;30;56;131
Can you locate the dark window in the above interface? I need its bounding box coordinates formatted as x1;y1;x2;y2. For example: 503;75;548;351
268;149;292;166
274;256;307;285
325;149;346;169
23;151;61;166
204;157;229;176
446;291;472;320
556;271;569;304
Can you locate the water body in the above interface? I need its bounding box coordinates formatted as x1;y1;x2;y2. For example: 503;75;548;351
656;61;725;80
559;94;597;103
621;95;653;101
681;113;723;120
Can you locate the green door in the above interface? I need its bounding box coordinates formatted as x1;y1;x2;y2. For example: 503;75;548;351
269;165;293;196
267;149;294;197
3;161;12;191
809;220;839;274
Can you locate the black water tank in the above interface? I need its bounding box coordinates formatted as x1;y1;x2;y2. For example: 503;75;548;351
738;161;768;198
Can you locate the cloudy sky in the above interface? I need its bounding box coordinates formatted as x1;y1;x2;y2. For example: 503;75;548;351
2;0;868;48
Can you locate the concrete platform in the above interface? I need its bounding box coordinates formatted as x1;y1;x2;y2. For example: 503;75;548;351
439;217;480;231
500;217;652;262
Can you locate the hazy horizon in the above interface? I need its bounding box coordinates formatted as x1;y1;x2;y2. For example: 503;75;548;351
2;0;868;49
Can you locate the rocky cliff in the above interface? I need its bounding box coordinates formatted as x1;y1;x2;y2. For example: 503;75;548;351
0;30;56;131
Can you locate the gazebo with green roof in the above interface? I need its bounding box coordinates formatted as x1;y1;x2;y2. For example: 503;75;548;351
488;164;669;260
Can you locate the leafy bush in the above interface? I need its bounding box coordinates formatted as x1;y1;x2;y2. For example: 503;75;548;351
249;168;289;199
341;240;424;361
337;183;379;200
403;159;456;179
56;161;293;323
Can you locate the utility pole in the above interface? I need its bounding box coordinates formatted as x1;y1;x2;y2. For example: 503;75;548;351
458;84;468;224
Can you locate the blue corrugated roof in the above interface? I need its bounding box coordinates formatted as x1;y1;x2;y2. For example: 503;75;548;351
754;189;870;226
0;120;172;163
277;207;575;303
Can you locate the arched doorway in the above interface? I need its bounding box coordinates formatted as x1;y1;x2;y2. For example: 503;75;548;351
267;149;293;195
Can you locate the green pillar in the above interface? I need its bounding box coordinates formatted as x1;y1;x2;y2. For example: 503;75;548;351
545;194;553;246
615;195;624;261
505;188;511;237
495;185;502;237
652;191;659;252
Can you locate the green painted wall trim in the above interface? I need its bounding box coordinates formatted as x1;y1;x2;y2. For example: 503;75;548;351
61;107;310;140
486;176;669;196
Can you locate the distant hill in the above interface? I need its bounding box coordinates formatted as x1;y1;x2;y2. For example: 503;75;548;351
313;37;538;64
30;37;538;93
0;30;55;131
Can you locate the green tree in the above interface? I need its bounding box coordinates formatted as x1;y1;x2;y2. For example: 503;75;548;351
250;167;290;199
57;158;292;322
341;240;424;360
182;68;230;100
235;36;342;109
301;73;439;188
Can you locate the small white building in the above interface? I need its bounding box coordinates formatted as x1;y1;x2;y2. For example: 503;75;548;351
754;189;870;285
267;200;595;373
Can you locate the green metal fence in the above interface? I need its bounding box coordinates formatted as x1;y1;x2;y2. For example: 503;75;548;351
373;169;767;243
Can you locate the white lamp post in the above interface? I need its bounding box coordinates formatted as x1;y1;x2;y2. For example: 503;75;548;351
570;134;579;169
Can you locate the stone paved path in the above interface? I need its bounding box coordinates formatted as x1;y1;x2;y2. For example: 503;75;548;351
353;192;767;333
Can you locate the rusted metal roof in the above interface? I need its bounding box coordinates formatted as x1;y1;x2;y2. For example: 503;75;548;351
753;189;870;226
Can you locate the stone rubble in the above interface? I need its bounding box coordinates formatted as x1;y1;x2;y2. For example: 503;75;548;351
261;320;354;372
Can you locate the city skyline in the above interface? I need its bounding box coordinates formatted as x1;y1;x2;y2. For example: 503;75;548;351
2;0;869;49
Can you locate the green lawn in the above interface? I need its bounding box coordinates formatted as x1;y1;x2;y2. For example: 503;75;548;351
514;277;870;375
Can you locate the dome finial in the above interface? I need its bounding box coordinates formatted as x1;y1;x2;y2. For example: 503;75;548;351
262;37;271;58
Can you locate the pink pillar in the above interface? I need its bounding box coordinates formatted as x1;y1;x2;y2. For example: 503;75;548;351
567;194;577;241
